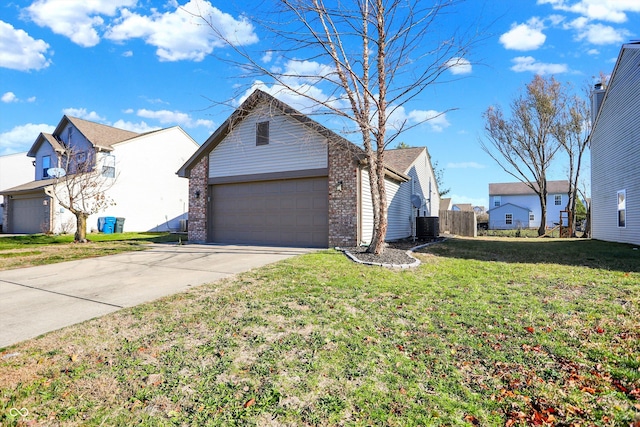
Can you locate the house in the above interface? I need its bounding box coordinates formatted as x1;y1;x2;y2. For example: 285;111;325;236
177;89;439;247
440;198;452;211
0;152;34;233
589;43;640;245
487;180;569;230
0;116;199;234
452;203;473;212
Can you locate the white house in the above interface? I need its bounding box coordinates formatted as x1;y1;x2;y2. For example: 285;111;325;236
590;43;640;245
0;116;199;234
0;152;34;233
177;89;439;247
487;180;570;230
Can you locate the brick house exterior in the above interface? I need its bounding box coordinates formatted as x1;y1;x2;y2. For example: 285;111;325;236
178;90;437;248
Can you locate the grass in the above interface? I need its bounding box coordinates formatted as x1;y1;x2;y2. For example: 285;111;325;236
1;237;639;426
0;232;182;271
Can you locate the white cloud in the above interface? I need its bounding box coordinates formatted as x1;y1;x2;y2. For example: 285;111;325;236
444;57;472;75
136;109;215;128
510;56;569;75
111;120;160;133
1;92;17;103
105;0;258;62
499;17;547;51
446;162;485;169
587;48;600;55
385;106;449;132
26;0;136;47
574;22;629;45
122;50;133;57
0;20;52;71
62;108;107;122
1;92;36;103
0;123;55;154
262;50;273;63
537;0;640;23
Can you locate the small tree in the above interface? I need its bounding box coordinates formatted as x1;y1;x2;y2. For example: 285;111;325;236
552;91;590;236
481;75;565;236
44;146;116;242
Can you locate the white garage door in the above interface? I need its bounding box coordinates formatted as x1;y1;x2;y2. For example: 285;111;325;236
9;195;49;234
210;177;328;247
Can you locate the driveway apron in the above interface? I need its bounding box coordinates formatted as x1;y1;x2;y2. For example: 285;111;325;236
0;244;312;348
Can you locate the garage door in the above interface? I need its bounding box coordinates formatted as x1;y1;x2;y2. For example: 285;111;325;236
210;177;328;247
9;195;48;234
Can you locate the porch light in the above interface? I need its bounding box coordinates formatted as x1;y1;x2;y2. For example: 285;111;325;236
337;180;343;192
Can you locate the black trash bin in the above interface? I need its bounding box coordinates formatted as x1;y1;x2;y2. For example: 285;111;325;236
115;217;125;233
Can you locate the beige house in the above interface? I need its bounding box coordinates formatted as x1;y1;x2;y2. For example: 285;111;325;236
178;89;440;247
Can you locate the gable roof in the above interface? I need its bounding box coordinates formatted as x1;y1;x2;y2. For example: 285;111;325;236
177;89;408;181
591;42;640;133
27;116;140;157
489;180;569;196
384;147;425;173
65;116;139;151
487;202;532;214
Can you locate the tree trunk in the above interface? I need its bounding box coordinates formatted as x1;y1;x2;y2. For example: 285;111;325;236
368;154;388;255
538;194;547;236
75;213;88;242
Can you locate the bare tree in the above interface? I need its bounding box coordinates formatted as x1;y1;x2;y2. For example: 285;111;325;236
481;75;565;236
552;91;590;236
44;146;116;242
195;0;476;254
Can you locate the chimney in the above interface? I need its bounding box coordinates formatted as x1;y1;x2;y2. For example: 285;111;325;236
590;82;606;125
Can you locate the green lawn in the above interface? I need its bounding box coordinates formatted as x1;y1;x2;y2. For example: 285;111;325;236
0;232;182;270
1;237;638;426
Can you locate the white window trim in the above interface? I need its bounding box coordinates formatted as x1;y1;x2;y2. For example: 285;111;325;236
505;213;513;225
554;194;562;206
617;189;626;228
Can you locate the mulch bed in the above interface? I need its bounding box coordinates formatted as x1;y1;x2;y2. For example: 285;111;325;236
339;237;443;266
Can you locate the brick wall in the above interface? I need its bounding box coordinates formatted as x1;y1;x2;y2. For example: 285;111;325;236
188;157;208;243
328;142;359;247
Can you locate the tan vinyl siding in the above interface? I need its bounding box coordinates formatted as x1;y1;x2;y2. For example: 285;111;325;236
209;104;328;178
360;168;374;244
386;178;411;240
591;46;640;245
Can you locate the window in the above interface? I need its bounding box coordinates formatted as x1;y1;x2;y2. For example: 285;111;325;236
76;152;86;164
42;155;51;179
529;213;535;222
68;127;73;143
617;190;626;228
555;195;562;205
494;196;501;207
102;155;115;178
256;121;269;146
505;213;513;225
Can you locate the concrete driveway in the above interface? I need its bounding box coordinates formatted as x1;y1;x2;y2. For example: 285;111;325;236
0;244;313;348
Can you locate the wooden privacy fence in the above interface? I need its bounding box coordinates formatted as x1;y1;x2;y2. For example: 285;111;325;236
439;210;477;237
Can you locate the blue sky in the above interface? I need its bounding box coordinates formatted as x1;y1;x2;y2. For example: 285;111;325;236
1;0;638;208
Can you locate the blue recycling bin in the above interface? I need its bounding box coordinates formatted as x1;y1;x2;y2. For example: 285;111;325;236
103;216;117;234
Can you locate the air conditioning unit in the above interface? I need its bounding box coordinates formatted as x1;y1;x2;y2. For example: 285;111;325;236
179;219;188;232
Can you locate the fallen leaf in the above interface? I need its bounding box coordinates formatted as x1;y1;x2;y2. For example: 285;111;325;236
464;414;480;425
525;326;535;334
244;398;256;408
595;327;604;334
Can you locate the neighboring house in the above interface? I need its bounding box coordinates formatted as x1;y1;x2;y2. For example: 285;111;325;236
590;42;640;245
440;198;452;211
487;180;570;230
177;89;439;248
0;116;198;234
452;203;473;212
0;152;34;232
